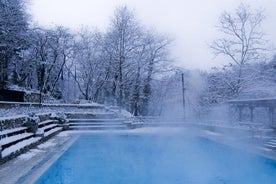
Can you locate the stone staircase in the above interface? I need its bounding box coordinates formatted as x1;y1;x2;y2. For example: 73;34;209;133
0;116;63;161
66;112;128;130
36;120;63;137
0;127;40;159
264;137;276;149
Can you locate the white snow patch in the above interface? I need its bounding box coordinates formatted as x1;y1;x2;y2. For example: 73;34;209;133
120;109;133;118
37;139;56;149
57;131;70;137
8;85;39;94
204;130;221;136
78;100;101;106
18;149;44;160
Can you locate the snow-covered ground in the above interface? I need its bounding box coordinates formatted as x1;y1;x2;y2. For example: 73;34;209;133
0;104;106;118
17;139;57;161
18;149;45;161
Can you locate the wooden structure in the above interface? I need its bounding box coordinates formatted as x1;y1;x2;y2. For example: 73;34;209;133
0;89;24;102
228;98;276;125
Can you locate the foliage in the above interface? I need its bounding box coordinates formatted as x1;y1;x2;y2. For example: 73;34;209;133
71;6;171;115
1;2;275;119
0;0;29;88
210;3;270;97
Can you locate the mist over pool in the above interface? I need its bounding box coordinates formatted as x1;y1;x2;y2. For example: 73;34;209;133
35;134;276;184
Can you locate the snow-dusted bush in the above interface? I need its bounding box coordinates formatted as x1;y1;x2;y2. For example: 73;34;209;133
26;113;40;123
23;113;40;133
50;112;68;124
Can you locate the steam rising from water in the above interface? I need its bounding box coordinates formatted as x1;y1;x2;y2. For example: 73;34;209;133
36;131;276;184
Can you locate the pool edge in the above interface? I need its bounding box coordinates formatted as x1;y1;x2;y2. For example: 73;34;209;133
17;136;79;184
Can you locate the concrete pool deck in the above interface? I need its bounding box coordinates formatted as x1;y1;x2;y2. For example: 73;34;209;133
0;127;276;184
0;133;75;184
200;129;276;161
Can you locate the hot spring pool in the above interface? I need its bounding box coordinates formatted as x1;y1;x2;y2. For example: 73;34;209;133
35;134;276;184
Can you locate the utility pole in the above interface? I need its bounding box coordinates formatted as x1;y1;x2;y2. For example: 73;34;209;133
39;62;45;108
73;66;77;101
181;73;186;120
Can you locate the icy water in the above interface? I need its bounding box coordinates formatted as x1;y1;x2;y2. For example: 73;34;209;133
35;135;276;184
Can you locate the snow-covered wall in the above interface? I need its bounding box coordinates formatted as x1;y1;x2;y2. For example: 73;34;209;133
24;92;41;103
0;115;27;130
0;113;52;131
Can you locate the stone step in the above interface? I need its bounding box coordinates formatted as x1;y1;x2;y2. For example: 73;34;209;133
264;137;276;148
69;125;128;130
268;139;276;144
44;127;63;137
265;142;276;146
0;127;27;137
1;137;41;158
38;124;58;132
38;120;58;126
69;122;125;126
264;142;276;148
65;113;117;119
68;119;124;123
0;133;34;146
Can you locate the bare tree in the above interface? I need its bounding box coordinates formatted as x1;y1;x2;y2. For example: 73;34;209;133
0;0;29;88
72;28;105;101
134;32;170;115
104;6;172;115
210;4;269;96
21;27;74;98
105;6;142;107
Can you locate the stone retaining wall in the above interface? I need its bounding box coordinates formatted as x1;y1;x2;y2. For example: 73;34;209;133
0;116;28;131
24;93;41;103
0;102;40;109
0;113;53;131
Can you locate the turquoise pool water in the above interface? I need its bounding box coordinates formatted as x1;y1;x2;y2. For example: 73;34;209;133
35;135;276;184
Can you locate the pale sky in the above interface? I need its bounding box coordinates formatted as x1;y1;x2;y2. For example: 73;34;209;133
28;0;276;70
